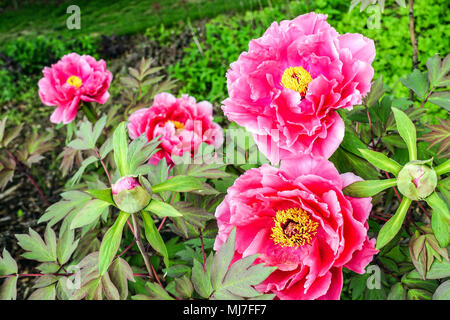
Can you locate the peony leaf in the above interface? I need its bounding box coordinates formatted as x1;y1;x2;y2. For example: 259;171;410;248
15;226;58;262
109;257;135;300
151;175;204;193
428;91;450;112
210;228;236;290
144;200;182;217
0;249;18;275
426;54;450;88
113;122;129;177
433;280;450;300
85;188;115;205
144;282;175;300
400;69;429;99
358;149;403;176
0;276;17;300
28;284;56;300
343;179;397;198
425;192;450;248
191;254;213;299
376;197;412;250
70;199;111;230
419;119;450;159
99;211;130;275
38;190;91;227
392;107;417;161
387;283;406;300
142;210;170;268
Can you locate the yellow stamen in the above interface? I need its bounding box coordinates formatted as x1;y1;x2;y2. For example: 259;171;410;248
66;75;83;89
281;66;312;96
168;120;185;130
271;207;319;248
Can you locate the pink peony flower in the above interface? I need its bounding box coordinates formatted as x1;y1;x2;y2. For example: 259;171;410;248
111;176;141;195
128;92;224;166
38;53;113;124
222;12;375;163
214;154;378;300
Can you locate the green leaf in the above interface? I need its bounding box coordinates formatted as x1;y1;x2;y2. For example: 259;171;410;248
70;199;111;230
145;282;174;300
57;227;79;265
426;192;450;248
0;276;17;300
426;259;450;279
38;191;91;227
366;76;385;107
343;179;397;197
109;257;135;300
419;120;450;159
433;280;450;300
28;284;56;300
392;107;417;161
142;211;170;268
387;283;406;300
435;160;450;176
428;91;450;112
15;226;57;262
113;122;129;177
92;115;107;146
214;254;276;298
99;211;130;275
0;249;18;275
408;288;432;300
69;155;98;186
174;275;193;298
127;134;160;175
358;149;402;176
85;188;115;205
426;54;450;88
151;175;204;193
210;228;236;290
144;200;182;217
349;273;370;299
101;272;120;300
340;129;368;158
191;255;213;298
400;69;429;99
376;197;412;250
330;148;380;180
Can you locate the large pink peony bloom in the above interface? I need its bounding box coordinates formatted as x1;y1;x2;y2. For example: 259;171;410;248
214;154;378;300
38;53;113;124
128;92;224;165
222;12;375;163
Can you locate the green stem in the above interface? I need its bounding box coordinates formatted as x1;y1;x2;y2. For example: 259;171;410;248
131;213;155;281
81;102;98;124
435;159;450;176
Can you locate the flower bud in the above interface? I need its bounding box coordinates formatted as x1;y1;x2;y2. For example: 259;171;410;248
112;176;151;213
397;161;437;200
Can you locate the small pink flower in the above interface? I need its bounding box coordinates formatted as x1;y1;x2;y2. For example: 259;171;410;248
214;154;378;300
111;176;141;195
222;12;375;163
38;53;113;124
128;92;224;166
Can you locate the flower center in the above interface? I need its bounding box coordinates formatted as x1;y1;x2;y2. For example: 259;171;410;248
66;75;83;89
271;207;319;248
168;120;185;130
281;66;312;96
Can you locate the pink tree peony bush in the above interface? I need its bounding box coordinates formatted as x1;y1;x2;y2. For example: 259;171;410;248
128;92;224;166
214;154;378;299
38;53;113;124
222;12;375;163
